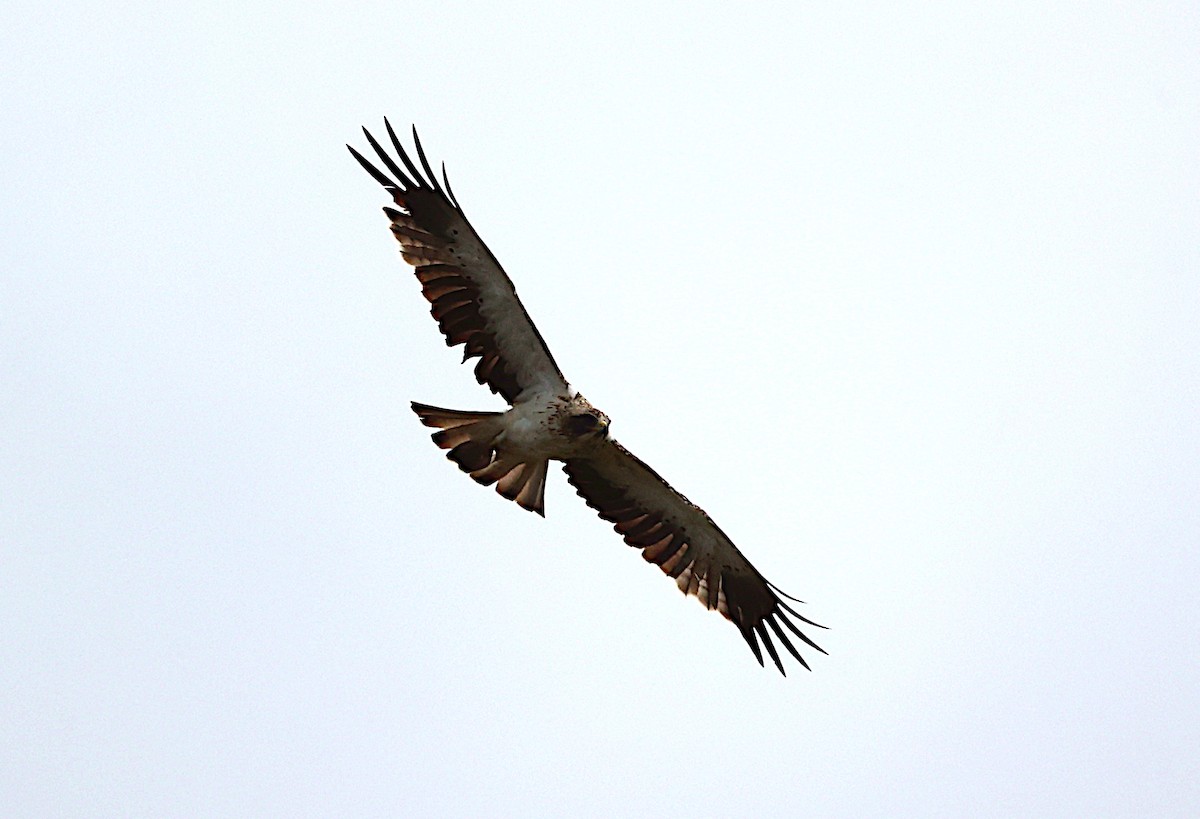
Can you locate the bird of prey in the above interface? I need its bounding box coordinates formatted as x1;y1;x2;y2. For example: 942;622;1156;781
348;121;826;674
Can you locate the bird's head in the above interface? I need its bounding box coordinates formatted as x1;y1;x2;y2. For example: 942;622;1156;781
564;411;609;438
560;395;610;439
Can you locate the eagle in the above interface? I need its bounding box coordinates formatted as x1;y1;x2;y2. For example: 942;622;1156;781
348;121;826;674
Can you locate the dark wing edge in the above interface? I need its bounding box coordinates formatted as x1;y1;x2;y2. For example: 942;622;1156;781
348;120;568;404
562;441;828;676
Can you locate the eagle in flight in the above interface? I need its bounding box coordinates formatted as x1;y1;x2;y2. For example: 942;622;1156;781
348;121;826;674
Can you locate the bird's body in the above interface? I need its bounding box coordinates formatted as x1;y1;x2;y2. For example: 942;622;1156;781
349;121;826;674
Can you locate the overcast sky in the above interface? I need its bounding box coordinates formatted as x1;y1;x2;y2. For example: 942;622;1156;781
3;2;1198;816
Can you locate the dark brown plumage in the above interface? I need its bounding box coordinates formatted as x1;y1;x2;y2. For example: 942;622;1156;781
351;120;827;674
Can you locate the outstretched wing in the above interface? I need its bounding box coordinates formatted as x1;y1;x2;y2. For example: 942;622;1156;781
563;442;827;675
348;121;569;404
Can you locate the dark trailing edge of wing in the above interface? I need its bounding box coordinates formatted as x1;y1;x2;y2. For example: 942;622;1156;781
348;120;567;404
351;121;825;675
562;446;827;676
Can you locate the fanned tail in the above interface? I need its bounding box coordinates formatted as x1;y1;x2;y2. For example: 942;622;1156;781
410;402;549;516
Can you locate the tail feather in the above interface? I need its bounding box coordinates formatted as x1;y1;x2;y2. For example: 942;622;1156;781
411;401;502;430
448;440;493;472
513;459;548;515
471;455;519;485
410;401;548;517
496;461;529;498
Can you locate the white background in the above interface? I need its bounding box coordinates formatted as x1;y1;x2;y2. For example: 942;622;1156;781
3;2;1197;816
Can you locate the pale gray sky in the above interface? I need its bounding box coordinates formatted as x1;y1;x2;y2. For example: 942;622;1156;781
3;2;1198;816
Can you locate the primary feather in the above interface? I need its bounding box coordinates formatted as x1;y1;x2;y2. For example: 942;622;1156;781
350;121;827;674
